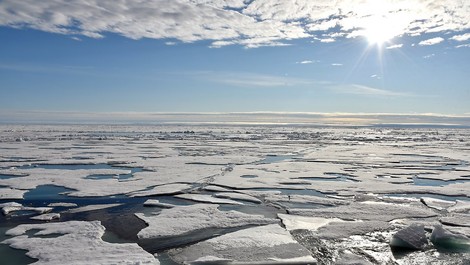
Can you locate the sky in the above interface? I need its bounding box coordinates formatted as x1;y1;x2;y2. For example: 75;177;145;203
0;0;469;124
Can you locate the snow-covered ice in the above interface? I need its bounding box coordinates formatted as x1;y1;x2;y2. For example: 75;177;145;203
169;224;316;264
135;204;277;240
2;221;158;264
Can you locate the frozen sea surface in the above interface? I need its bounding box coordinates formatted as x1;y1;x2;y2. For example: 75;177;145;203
1;125;470;264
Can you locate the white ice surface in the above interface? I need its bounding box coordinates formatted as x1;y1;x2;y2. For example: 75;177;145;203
128;183;193;197
3;221;158;265
135;204;277;239
0;188;26;200
214;192;262;203
143;199;174;208
47;202;78;207
66;204;121;214
170;224;316;264
174;194;244;205
30;213;60;221
278;213;345;231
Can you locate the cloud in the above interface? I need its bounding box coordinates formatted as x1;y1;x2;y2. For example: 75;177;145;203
333;84;409;97
296;60;316;64
386;44;403;49
331;63;343;66
2;110;469;126
423;53;435;59
450;33;470;42
0;0;469;47
456;44;470;48
200;72;313;87
419;37;445;46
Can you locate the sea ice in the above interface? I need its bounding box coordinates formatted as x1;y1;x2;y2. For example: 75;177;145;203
278;213;345;231
420;197;456;211
135;204;277;240
1;202;52;216
214;192;262;203
389;224;428;250
174;193;244;205
0;187;26;200
431;225;470;251
128;183;192;197
2;221;158;264
66;203;121;214
30;213;60;221
47;202;78;207
169;224;316;264
289;201;437;222
143;199;174;208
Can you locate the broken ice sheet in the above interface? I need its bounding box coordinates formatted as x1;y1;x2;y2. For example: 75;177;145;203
2;221;158;264
169;224;316;264
431;225;470;252
135;204;277;241
390;224;428;250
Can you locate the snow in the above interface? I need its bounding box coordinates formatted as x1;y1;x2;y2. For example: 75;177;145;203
278;213;345;231
30;213;60;221
128;183;192;197
2;221;158;264
289;201;437;222
213;192;262;203
135;204;277;240
0;187;26;199
1;202;52;215
66;204;122;214
169;224;316;264
174;193;244;205
420;197;456;211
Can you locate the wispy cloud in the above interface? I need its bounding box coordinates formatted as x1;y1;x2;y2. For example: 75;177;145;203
331;63;343;66
386;44;403;49
456;44;470;48
419;37;445;46
200;72;313;87
296;60;317;64
333;84;409;97
450;33;470;42
0;0;468;48
423;54;435;59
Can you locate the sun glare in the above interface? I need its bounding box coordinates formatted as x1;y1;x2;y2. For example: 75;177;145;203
361;1;405;47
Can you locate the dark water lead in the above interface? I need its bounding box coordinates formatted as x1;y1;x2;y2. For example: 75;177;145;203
0;226;37;265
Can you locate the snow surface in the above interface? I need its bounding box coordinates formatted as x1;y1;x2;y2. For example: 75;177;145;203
135;204;277;239
169;224;316;264
174;193;244;205
2;221;158;264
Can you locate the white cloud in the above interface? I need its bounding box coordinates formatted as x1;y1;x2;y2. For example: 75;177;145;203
386;44;403;49
331;63;343;66
423;53;435;59
0;0;469;47
334;84;409;97
296;60;316;64
456;44;470;48
418;37;445;46
450;33;470;42
201;72;313;87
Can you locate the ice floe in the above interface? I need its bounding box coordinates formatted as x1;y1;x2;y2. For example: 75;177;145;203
2;221;158;264
143;199;174;208
169;224;316;264
135;204;277;240
390;224;428;250
174;193;244;205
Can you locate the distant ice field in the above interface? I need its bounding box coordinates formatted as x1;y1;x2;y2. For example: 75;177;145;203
1;125;470;264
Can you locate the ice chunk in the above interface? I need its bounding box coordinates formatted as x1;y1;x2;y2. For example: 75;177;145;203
3;221;158;264
448;200;470;213
30;213;60;221
431;225;470;251
66;203;121;213
278;213;345;231
143;199;174;208
0;187;26;199
169;224;316;264
289;201;437;222
47;202;78;207
135;204;277;240
174;193;244;205
420;197;455;211
128;183;192;197
390;224;428;250
1;202;52;215
440;213;470;227
214;192;262;204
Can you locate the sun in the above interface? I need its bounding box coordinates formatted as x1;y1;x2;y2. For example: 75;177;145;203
363;16;398;46
360;1;406;47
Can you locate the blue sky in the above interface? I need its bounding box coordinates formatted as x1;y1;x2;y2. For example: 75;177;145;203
0;0;469;124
